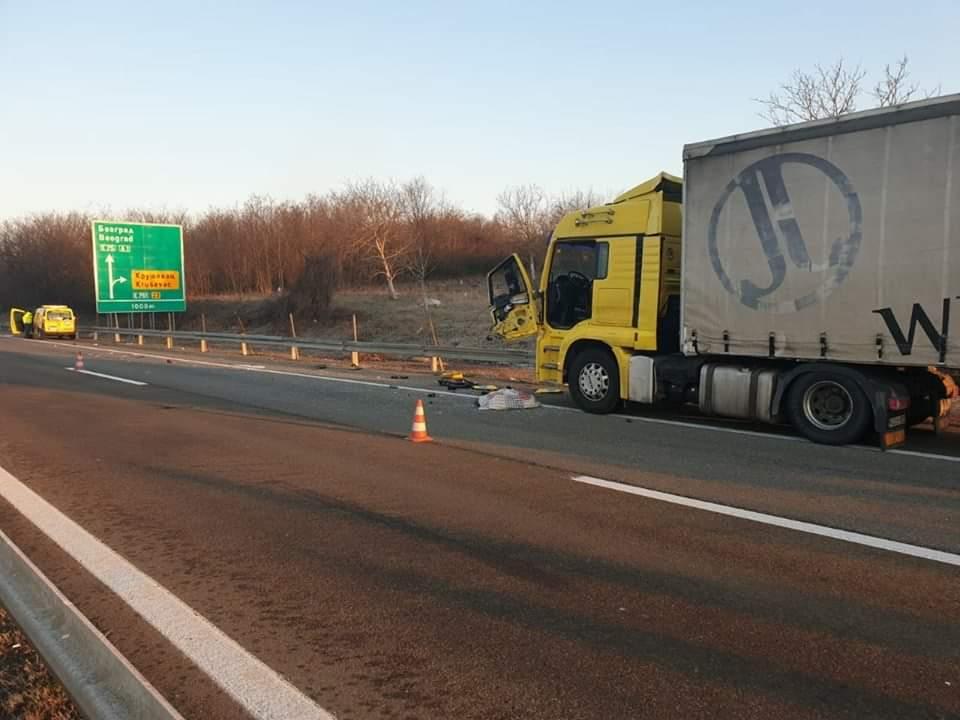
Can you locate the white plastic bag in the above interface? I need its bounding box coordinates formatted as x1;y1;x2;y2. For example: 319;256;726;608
477;388;540;410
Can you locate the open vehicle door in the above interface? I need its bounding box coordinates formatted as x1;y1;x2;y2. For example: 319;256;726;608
8;308;25;336
487;254;539;341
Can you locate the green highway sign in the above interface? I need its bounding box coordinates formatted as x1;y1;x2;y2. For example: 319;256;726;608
91;221;186;313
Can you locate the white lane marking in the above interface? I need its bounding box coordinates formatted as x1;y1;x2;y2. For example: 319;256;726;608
572;474;960;567
0;464;334;720
886;448;960;463
43;341;467;399
32;340;960;464
64;367;148;386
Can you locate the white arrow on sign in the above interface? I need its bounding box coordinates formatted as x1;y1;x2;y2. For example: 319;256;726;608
105;254;127;300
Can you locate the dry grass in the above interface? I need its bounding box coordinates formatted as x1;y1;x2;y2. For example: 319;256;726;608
0;606;82;720
172;276;529;350
331;278;495;346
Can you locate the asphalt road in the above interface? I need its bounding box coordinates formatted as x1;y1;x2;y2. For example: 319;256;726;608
1;336;958;719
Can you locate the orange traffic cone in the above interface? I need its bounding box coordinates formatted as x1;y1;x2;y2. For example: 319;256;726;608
74;352;84;370
409;399;433;443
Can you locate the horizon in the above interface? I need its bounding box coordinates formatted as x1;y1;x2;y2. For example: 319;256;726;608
2;1;956;220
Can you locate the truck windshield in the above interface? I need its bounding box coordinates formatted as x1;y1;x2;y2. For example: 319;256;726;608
546;241;605;328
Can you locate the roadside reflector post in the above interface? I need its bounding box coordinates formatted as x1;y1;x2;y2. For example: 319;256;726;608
92;330;98;342
165;313;174;350
137;334;144;346
241;341;249;356
165;336;174;350
430;356;440;373
351;314;360;368
200;313;209;353
289;313;300;361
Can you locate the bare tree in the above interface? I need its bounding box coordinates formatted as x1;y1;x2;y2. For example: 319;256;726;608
757;56;940;127
495;185;551;282
399;177;440;304
756;59;866;126
871;55;941;107
346;180;407;300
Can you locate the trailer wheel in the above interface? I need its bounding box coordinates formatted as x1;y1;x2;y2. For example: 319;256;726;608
786;372;871;445
569;347;621;414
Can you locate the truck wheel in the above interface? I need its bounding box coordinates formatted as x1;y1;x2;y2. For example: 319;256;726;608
786;372;871;445
569;347;621;414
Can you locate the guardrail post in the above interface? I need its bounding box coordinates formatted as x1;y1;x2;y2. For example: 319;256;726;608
288;313;299;360
350;314;361;368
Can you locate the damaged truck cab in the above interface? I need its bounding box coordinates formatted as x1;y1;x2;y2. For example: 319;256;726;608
489;174;682;413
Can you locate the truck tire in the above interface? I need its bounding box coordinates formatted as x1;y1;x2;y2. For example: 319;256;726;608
785;372;871;445
568;347;621;414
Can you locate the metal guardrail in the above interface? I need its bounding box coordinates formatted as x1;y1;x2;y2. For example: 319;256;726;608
0;528;183;720
84;326;533;365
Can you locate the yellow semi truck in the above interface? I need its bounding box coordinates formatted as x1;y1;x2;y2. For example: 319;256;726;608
489;94;960;447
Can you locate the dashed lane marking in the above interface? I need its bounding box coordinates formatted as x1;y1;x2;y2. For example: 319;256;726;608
572;474;960;567
64;367;148;386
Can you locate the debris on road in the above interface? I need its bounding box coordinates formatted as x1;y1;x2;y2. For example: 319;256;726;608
438;370;476;391
477;388;540;410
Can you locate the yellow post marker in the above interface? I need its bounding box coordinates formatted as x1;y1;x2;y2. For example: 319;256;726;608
288;313;300;361
351;314;360;368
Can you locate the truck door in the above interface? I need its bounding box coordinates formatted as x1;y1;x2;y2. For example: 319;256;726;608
487;254;539;340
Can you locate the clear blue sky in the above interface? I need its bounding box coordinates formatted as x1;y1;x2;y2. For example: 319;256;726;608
1;0;956;218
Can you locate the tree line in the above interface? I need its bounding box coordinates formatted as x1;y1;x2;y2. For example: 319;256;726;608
0;178;600;314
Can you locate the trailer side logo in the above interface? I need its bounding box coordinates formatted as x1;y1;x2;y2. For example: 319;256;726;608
708;152;954;362
708;153;862;313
